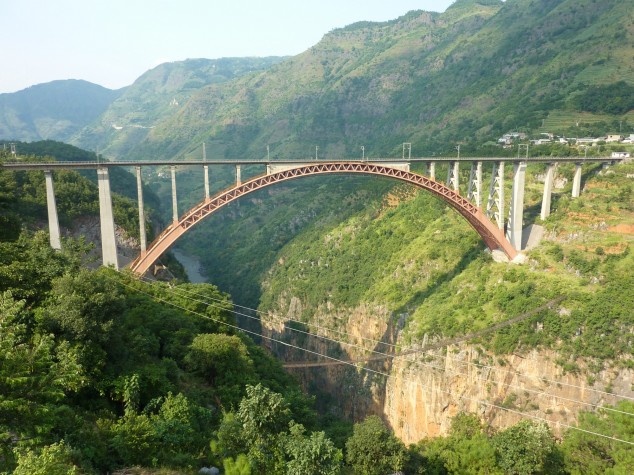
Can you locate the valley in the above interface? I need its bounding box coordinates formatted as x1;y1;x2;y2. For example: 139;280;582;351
2;0;634;473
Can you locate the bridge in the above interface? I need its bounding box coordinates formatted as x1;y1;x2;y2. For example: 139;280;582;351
1;155;620;273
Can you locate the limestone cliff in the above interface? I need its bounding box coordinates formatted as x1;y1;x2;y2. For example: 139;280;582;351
262;299;634;444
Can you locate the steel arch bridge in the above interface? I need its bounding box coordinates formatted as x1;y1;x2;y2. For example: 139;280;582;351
129;162;517;275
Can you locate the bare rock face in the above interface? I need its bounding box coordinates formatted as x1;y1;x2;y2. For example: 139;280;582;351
64;216;140;267
262;299;634;444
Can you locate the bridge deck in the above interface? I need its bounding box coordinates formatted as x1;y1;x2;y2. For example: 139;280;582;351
0;156;620;170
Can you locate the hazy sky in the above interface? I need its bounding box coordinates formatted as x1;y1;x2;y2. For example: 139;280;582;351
1;0;455;93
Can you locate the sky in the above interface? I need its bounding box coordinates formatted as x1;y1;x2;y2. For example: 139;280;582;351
0;0;455;94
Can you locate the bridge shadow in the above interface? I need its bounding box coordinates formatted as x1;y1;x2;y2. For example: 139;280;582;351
392;244;482;319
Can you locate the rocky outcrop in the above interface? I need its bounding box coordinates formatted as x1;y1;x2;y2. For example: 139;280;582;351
262;299;634;444
64;215;140;267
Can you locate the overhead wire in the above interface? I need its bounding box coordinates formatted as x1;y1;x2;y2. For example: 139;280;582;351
136;273;634;405
124;272;634;416
138;274;399;349
128;271;634;417
108;272;634;447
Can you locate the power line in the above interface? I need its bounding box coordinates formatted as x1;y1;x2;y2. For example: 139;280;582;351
126;274;634;416
137;274;634;404
108;272;634;447
139;274;399;349
130;273;634;418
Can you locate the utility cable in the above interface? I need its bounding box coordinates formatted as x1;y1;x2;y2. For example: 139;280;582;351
138;274;400;349
108;272;634;447
128;273;634;418
136;273;634;404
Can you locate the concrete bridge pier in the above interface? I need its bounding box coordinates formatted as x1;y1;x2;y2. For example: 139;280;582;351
135;167;147;254
429;162;436;181
236;164;242;186
572;163;582;198
540;163;556;220
203;165;210;200
170;166;178;224
447;161;460;191
44;170;61;250
97;167;119;269
467;161;483;208
506;162;526;250
486;161;505;230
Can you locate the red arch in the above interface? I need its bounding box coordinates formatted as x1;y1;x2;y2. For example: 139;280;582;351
129;162;517;275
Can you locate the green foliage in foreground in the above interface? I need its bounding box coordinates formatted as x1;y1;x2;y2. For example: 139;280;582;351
0;231;317;473
0;230;633;473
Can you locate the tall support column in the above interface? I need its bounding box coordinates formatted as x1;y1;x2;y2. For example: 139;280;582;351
429;162;436;181
44;170;61;250
540;163;556;220
572;163;582;198
486;161;505;230
203;165;210;200
135;167;147;254
506;162;527;251
446;161;459;191
467;161;483;208
236;164;242;186
97;167;119;269
171;166;178;224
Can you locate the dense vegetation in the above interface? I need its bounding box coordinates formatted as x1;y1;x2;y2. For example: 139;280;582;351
257;161;634;371
1;232;632;474
2;0;634;472
571;82;634;116
3;148;634;473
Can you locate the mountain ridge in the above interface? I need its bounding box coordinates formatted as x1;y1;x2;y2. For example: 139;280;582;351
0;79;122;142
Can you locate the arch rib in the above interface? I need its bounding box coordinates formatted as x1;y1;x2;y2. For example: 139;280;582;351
129;163;517;275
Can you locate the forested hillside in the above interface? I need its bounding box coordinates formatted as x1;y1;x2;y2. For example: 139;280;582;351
75;0;634;162
2;151;634;474
2;0;634;472
73;57;287;159
0;80;122;142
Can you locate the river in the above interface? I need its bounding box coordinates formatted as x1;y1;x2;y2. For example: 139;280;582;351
172;248;207;284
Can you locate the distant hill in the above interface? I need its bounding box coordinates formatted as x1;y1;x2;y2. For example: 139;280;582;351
96;0;632;162
0;80;122;142
73;57;287;158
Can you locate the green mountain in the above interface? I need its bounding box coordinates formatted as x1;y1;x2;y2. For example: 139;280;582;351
0;80;122;142
86;0;633;162
73;57;287;158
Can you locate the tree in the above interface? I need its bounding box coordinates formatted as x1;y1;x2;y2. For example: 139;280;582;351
185;333;256;405
493;420;563;475
236;384;291;473
0;291;84;471
429;413;501;475
345;415;406;475
13;441;81;475
562;402;634;474
283;422;342;475
224;454;252;475
39;268;125;344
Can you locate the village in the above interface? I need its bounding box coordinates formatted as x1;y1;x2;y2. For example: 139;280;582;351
498;131;634;158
